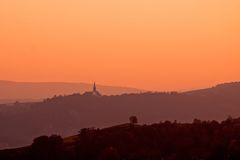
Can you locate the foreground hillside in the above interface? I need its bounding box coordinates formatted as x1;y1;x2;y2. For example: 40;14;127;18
2;118;240;160
0;82;240;149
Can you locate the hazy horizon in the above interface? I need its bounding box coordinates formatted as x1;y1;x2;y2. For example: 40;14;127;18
1;0;240;91
1;79;240;92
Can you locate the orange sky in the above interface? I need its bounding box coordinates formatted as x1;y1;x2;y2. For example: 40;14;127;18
0;0;240;91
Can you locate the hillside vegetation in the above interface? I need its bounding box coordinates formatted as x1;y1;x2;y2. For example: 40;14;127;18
2;117;240;160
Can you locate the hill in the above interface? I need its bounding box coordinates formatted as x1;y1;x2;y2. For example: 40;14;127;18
0;82;240;149
2;118;240;160
0;80;142;103
184;82;240;97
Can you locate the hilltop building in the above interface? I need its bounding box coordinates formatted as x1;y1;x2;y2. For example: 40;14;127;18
83;82;101;96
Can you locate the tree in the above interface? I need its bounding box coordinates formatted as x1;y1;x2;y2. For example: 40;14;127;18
129;116;138;124
31;135;64;160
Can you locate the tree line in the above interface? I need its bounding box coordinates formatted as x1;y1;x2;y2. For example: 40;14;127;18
2;116;240;159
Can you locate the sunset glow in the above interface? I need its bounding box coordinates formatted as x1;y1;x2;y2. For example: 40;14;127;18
1;0;240;90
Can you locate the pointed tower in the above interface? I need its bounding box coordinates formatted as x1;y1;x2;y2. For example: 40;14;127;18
83;82;101;96
92;82;101;96
93;82;97;92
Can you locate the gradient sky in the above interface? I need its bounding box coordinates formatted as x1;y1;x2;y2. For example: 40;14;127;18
0;0;240;91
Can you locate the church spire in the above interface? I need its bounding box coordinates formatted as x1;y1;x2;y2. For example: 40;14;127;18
83;81;101;96
93;82;97;92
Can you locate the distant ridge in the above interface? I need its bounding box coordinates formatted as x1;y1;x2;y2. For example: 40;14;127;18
0;80;143;103
184;81;240;96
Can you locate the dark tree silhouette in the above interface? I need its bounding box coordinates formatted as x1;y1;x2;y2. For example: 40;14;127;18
30;135;64;160
3;117;240;160
129;116;138;124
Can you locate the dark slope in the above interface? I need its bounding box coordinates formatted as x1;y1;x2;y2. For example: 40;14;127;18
2;118;240;160
0;82;240;149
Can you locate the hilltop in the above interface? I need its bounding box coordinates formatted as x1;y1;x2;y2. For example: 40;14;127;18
0;80;142;103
